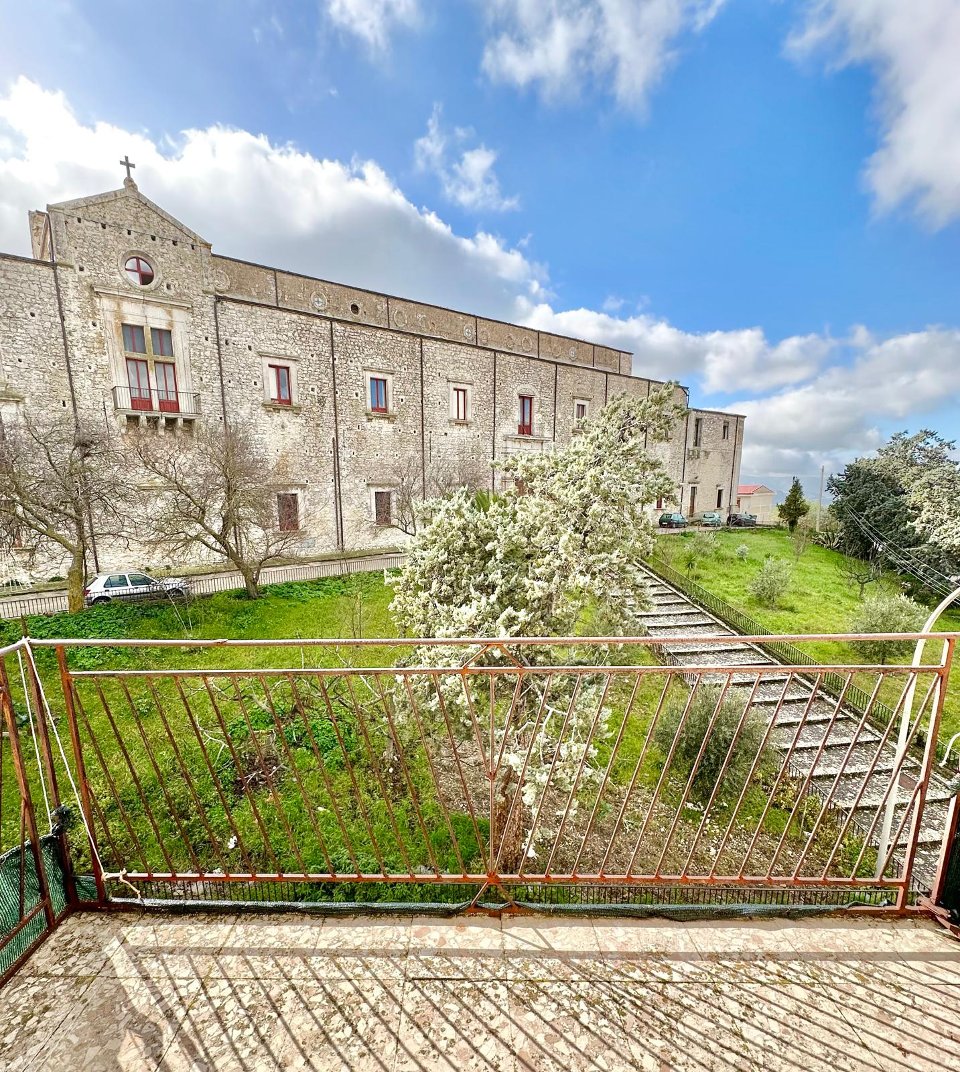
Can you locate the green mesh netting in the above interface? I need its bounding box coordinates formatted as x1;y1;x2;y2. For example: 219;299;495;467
0;836;70;977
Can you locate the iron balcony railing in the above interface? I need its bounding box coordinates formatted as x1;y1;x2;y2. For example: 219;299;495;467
111;385;201;417
1;633;956;948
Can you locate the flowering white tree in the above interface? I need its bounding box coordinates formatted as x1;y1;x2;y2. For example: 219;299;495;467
911;464;960;560
391;385;685;870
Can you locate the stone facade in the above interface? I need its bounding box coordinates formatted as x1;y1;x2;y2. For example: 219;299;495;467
0;180;744;581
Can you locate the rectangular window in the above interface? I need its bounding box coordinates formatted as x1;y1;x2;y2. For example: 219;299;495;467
277;493;300;532
370;376;388;413
374;490;392;526
722;421;730;441
518;395;533;436
121;323;146;354
574;401;588;425
689;486;698;516
693;417;703;448
656;496;664;510
155;361;179;413
269;364;292;405
453;387;468;422
151;327;174;357
125;357;151;410
716;488;723;509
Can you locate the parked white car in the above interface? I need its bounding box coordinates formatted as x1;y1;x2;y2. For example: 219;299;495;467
83;571;191;606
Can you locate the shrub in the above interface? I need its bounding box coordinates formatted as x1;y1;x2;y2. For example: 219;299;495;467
678;531;718;577
849;592;927;664
735;544;750;561
654;685;775;805
748;557;792;608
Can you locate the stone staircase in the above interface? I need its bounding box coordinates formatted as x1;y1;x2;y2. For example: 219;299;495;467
638;567;954;892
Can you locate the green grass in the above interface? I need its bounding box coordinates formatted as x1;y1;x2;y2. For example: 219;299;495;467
0;563;884;901
657;528;960;745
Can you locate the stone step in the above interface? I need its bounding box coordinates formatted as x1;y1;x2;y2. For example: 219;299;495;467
643;623;736;639
765;698;852;727
673;649;775;668
699;671;793;688
848;785;953;820
784;728;874;754
660;642;755;656
638;608;711;626
771;720;878;754
751;681;816;704
642;612;717;628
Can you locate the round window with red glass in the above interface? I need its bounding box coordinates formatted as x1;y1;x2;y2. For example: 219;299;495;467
123;255;155;286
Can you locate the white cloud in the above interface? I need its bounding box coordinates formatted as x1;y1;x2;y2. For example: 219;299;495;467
479;0;727;108
414;104;519;212
1;77;958;494
517;302;834;392
324;0;420;52
789;0;960;227
734;329;960;480
0;77;543;317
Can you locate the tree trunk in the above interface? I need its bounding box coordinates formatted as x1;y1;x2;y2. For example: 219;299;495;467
493;771;525;875
66;551;86;613
239;565;260;600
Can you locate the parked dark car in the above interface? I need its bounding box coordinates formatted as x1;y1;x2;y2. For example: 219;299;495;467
700;511;724;528
658;512;688;529
727;513;758;527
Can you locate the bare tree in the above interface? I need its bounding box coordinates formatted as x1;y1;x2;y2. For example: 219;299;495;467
133;421;304;599
836;554;884;600
381;452;489;537
0;416;131;611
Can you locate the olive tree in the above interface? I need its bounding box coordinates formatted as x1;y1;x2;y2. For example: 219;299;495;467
391;386;686;868
849;592;927;665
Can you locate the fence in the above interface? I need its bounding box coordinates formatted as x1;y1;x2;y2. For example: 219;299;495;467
645;556;902;727
0;648;73;985
0;553;407;621
1;631;956;960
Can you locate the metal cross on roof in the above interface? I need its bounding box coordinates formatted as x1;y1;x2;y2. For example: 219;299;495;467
120;155;136;181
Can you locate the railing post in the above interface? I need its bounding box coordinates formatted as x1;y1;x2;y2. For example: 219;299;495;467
929;794;960;911
55;644;106;904
897;636;956;909
22;642;78;910
0;654;56;929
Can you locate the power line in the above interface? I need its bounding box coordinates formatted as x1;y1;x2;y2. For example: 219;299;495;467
838;507;955;597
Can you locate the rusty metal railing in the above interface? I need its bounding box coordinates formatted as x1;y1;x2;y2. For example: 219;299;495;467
0;632;947;915
0;641;74;985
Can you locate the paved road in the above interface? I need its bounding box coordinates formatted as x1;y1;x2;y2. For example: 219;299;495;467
0;552;407;620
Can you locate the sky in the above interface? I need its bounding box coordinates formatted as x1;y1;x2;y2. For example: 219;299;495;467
0;0;958;497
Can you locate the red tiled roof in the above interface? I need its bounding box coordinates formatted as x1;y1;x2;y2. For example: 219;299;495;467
738;484;773;495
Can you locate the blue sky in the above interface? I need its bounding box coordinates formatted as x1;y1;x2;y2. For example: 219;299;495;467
1;0;958;495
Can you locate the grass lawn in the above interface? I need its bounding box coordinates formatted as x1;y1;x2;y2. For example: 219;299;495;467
0;566;862;900
656;528;960;746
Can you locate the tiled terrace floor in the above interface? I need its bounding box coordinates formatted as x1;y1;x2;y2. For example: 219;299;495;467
1;910;958;1071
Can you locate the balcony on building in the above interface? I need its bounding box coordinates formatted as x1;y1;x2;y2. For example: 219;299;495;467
111;385;201;419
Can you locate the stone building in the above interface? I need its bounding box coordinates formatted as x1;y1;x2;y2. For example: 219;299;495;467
0;174;744;581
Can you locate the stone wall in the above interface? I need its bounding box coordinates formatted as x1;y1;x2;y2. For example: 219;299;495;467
0;182;745;583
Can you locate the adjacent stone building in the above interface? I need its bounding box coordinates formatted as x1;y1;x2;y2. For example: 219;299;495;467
0;176;744;581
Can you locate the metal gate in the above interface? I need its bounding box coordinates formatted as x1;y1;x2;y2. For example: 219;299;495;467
0;644;74;984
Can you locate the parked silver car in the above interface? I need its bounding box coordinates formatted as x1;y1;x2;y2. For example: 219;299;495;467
83;571;190;606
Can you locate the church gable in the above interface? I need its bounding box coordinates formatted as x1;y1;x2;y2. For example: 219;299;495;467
48;180;208;247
